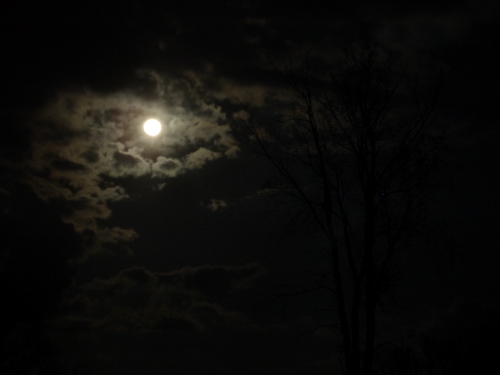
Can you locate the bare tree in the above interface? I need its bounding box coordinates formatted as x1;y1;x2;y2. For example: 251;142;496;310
248;39;445;375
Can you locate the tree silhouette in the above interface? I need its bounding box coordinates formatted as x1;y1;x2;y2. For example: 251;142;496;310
248;38;445;375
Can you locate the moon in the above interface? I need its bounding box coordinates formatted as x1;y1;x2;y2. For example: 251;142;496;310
143;119;162;136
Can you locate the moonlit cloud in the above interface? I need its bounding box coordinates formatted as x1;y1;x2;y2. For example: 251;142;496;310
15;71;243;257
151;156;183;178
206;199;228;212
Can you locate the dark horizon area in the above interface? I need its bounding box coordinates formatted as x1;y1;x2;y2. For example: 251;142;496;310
1;1;499;374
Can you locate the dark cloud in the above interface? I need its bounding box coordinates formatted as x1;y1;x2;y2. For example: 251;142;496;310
46;262;343;374
121;267;151;284
159;263;266;297
53;263;266;337
156;158;178;171
113;151;141;168
50;156;86;172
80;149;100;163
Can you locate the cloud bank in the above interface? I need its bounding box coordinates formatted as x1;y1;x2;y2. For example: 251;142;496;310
55;263;266;335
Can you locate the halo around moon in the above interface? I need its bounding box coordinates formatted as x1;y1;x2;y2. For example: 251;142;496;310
143;119;162;136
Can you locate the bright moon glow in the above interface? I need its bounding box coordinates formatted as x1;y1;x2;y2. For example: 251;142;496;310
143;119;162;136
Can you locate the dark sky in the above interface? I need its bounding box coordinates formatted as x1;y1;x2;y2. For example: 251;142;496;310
1;1;500;374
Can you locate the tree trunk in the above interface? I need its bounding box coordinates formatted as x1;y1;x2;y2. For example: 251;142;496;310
363;193;376;375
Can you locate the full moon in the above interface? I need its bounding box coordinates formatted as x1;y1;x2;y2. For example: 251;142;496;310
143;119;162;136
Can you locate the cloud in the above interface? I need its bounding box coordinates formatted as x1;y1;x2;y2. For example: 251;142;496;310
183;147;222;170
158;263;266;294
206;199;228;212
151;156;183;178
9;70;242;257
54;263;266;336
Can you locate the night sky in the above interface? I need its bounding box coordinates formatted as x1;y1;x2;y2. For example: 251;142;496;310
1;1;500;374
